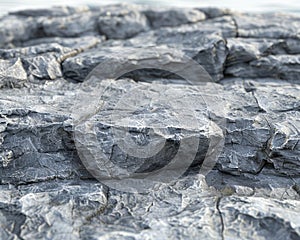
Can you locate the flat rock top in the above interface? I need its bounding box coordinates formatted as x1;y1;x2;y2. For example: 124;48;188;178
0;4;299;240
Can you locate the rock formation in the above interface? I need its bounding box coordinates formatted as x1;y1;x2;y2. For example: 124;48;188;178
0;4;299;239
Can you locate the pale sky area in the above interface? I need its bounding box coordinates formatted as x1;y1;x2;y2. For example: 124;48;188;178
1;0;300;15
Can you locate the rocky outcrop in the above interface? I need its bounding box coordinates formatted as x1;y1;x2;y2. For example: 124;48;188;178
0;4;299;240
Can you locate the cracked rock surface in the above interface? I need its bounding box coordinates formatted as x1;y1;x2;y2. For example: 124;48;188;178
0;4;299;240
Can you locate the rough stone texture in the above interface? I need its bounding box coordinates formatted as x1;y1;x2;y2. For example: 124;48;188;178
42;13;98;38
10;6;92;17
226;54;300;81
62;42;227;82
0;36;101;81
0;58;27;88
0;4;300;240
143;7;206;28
98;9;149;39
0;15;40;48
63;15;236;81
199;7;233;19
234;13;300;39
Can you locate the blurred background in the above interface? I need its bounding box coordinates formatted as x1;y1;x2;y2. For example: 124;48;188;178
1;0;300;16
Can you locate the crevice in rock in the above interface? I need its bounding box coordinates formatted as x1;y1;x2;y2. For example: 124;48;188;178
221;40;230;82
58;40;100;82
231;16;239;38
251;91;267;113
85;196;108;222
216;196;225;240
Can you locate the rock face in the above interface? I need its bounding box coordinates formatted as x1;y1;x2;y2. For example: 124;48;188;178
0;4;300;240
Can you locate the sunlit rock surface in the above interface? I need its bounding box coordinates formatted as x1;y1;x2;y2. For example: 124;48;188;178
0;4;299;240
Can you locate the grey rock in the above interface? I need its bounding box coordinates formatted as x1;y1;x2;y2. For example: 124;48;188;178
165;15;237;38
226;38;300;81
0;4;300;240
63;21;233;81
0;36;100;81
225;38;300;66
226;38;300;62
0;15;40;47
0;58;27;88
0;80;95;184
220;79;300;176
220;195;300;239
0;78;298;184
63;43;226;82
0;43;71;59
143;7;206;28
0;84;298;238
234;12;300;39
23;54;63;80
126;18;234;80
73;79;299;179
101;16;236;81
0;179;107;239
21;35;104;49
42;12;98;37
10;6;91;17
1;173;299;240
73;79;224;187
225;55;300;82
199;7;233;19
98;9;149;39
0;108;90;184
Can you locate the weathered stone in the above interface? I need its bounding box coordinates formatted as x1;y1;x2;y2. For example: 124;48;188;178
63;31;229;81
220;79;300;176
62;46;200;81
42;12;98;37
126;24;231;81
0;4;300;240
220;195;300;239
1;171;299;240
0;37;101;81
143;7;206;28
21;35;104;49
234;12;300;39
199;7;233;19
226;38;300;81
225;55;300;82
0;179;107;239
227;38;300;64
169;15;237;38
0;58;27;88
0;82;93;184
98;9;149;39
73;79;225;188
0;78;298;184
10;6;91;17
0;15;40;47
